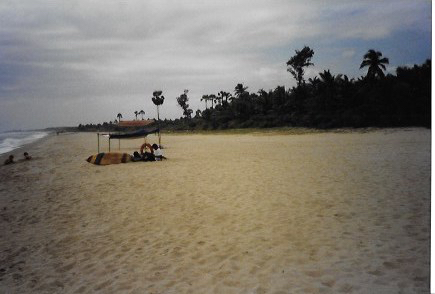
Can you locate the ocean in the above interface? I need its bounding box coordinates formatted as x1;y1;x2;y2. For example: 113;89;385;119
0;130;49;155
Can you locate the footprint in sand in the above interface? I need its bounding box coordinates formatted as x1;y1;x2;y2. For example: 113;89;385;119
304;269;324;278
383;261;399;269
367;269;384;276
320;275;336;288
337;283;356;293
60;261;76;273
93;279;113;291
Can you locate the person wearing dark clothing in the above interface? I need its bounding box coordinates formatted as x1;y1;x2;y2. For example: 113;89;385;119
142;151;155;162
4;155;14;165
132;151;143;162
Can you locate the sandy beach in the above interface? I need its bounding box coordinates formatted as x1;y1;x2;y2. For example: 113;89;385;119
0;128;430;293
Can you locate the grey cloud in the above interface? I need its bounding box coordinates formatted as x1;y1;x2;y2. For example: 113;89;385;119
0;0;430;130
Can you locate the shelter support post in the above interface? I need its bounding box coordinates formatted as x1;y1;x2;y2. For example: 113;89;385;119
109;138;111;152
97;133;100;153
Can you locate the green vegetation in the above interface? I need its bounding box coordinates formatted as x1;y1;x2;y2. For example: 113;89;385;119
77;48;431;132
176;90;193;119
286;46;315;87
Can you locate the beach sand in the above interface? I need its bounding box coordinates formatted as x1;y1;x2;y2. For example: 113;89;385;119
0;128;430;293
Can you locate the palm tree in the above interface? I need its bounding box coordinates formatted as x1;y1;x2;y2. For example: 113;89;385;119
209;94;217;108
360;49;389;79
221;91;232;103
287;46;315;87
256;89;272;114
318;70;339;111
151;90;165;145
201;95;209;109
234;83;248;98
215;92;224;106
152;90;165;119
139;110;145;120
195;109;202;118
217;91;231;106
134;111;139;120
319;70;343;88
116;113;122;122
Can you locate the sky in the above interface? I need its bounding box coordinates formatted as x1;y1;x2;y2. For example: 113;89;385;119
0;0;431;131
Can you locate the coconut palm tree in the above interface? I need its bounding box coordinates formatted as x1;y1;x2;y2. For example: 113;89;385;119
286;46;315;87
152;90;165;145
116;113;122;122
234;83;248;98
256;89;273;114
220;91;232;103
209;94;217;108
215;92;224;106
317;70;339;111
201;95;210;109
134;111;138;120
139;110;145;120
360;49;389;79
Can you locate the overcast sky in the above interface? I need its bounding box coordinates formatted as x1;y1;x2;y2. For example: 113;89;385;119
0;0;431;131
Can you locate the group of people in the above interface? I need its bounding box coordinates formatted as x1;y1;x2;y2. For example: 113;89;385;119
4;152;32;165
5;145;164;165
132;143;166;162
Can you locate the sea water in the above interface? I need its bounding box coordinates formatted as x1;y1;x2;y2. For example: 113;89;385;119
0;131;49;155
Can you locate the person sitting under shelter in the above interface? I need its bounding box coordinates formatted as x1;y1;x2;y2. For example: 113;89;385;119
140;143;155;162
132;151;142;162
152;144;166;161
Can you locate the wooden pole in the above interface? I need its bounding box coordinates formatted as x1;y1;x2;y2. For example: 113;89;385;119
109;138;111;152
158;130;161;146
97;133;100;153
118;131;120;151
157;106;162;146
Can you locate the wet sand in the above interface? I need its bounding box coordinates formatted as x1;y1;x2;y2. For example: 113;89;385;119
0;128;430;293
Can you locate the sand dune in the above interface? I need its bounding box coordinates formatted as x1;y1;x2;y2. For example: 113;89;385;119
0;128;430;293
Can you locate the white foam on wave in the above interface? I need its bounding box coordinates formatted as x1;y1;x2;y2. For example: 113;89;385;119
0;131;49;155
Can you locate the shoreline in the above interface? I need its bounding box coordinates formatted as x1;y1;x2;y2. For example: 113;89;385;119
0;131;68;164
0;133;53;165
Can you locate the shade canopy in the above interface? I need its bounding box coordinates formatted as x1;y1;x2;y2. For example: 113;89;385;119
109;128;159;139
118;119;155;127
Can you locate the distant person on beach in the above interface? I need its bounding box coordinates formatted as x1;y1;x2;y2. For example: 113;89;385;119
132;151;142;162
136;143;166;162
140;143;155;162
24;152;32;160
4;155;14;165
152;144;166;161
142;151;155;162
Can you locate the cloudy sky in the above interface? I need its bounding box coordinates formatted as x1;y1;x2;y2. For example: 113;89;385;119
0;0;431;131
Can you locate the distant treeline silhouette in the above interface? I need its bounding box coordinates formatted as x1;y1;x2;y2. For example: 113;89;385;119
77;47;431;131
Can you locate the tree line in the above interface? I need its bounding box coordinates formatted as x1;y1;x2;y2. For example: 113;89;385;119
78;47;430;132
